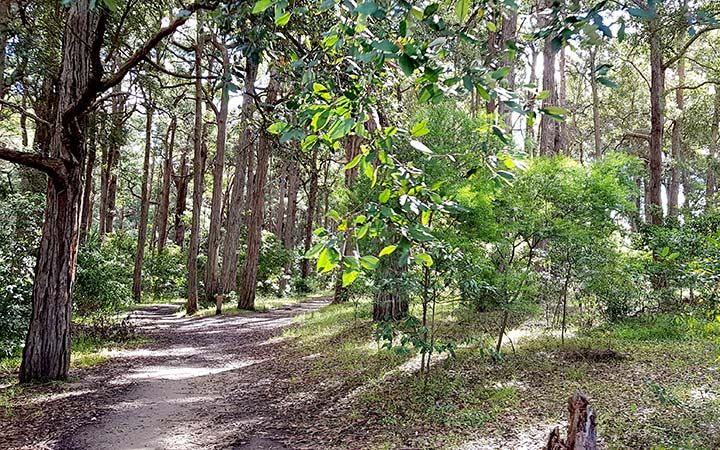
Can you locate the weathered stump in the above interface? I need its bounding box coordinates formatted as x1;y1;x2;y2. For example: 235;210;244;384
545;390;597;450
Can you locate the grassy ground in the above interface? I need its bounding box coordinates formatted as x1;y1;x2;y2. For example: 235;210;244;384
283;299;720;449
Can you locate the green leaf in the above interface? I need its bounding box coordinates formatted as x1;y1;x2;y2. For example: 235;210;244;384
354;1;378;15
344;153;363;170
379;245;397;257
410;120;430;137
379;188;391;203
342;270;360;287
541;106;567;117
275;11;291;26
304;243;324;259
267;122;286;134
455;0;469;22
317;248;339;273
102;0;118;12
360;255;380;270
398;54;415;76
252;0;273;14
414;252;434;267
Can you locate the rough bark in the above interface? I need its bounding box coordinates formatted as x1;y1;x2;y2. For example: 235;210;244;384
539;0;558;156
589;48;602;158
0;0;9;98
279;157;299;293
545;391;597;450
187;16;205;315
300;147;319;280
220;57;258;293
20;0;105;383
707;87;720;206
172;147;190;247
668;48;685;217
154;116;175;252
132;105;153;303
373;259;409;322
498;7;518;127
204;39;230;302
238;73;278;310
648;23;664;225
80;120;96;238
558;48;568;153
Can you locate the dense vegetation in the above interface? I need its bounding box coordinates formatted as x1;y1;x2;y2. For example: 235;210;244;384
1;0;720;448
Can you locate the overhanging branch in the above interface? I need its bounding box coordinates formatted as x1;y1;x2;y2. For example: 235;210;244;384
0;145;66;180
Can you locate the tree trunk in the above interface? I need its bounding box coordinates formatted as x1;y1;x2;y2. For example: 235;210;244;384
648;24;664;225
373;259;409;322
557;48;568;153
279;157;299;293
186;16;205;315
589;48;602;159
172;148;190;248
539;3;558;156
132;105;153;303
526;45;538;155
300;147;319;280
545;391;597;450
498;8;518;128
274;160;288;238
238;73;278;310
155;117;175;252
668;52;685;218
20;0;105;383
0;0;9;99
80;120;96;238
204;40;230;302
707;87;720;206
221;57;258;293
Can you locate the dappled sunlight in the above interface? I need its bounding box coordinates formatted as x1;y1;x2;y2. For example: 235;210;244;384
101;346;199;359
127;359;260;381
29;389;95;405
458;420;566;450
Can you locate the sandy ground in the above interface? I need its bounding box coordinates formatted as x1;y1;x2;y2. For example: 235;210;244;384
4;298;329;450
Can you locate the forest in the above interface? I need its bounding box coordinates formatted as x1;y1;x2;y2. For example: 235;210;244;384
1;0;720;449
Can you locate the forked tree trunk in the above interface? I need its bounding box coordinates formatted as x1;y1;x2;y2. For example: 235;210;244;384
221;57;258;293
132;105;154;302
204;39;230;302
155;116;175;252
238;74;278;310
186;15;205;315
20;0;105;383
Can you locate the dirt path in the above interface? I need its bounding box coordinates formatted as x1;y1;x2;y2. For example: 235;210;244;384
4;298;329;450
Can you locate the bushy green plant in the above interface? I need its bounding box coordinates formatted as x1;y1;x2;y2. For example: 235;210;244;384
73;234;133;318
256;231;294;296
144;244;187;300
0;192;44;356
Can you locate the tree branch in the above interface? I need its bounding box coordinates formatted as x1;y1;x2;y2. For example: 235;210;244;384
664;26;720;69
101;2;218;93
0;145;66;180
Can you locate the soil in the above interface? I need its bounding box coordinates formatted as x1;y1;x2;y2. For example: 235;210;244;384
2;298;331;450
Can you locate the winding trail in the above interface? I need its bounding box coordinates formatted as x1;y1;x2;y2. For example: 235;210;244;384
4;298;329;450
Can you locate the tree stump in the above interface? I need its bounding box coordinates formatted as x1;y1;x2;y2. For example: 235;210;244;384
215;294;225;316
545;390;597;450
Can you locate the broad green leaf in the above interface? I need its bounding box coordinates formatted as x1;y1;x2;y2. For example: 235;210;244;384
342;270;360;287
410;120;430;137
360;255;380;270
252;0;273;14
344;153;363;170
275;11;291;26
379;245;397;257
379;188;391;203
414;253;433;267
455;0;469;22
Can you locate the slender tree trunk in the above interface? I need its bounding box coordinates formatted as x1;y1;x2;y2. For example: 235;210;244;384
334;135;361;303
274;161;287;238
20;0;105;383
557;48;568;153
279;157;299;293
80;119;96;238
539;0;558;156
155;117;175;252
373;258;409;322
707;87;720;206
526;46;538;155
648;24;664;225
172;148;190;247
186;16;205;315
221;57;258;293
0;0;9;99
498;8;518;128
238;73;278;310
668;53;685;218
590;48;602;158
204;40;230;302
300;148;319;280
133;105;154;303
